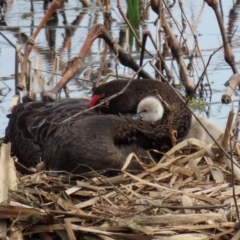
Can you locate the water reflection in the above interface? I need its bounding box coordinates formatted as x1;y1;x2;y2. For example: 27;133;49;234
227;0;240;36
0;0;6;13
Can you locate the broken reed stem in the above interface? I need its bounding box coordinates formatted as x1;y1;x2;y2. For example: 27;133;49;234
222;109;234;149
222;73;240;104
178;145;211;165
204;0;238;75
160;3;195;94
125;203;229;218
32;68;93;83
80;0;91;7
234;99;240;143
154;0;163;79
0;143;11;238
185;38;231;104
95;0;111;86
14;46;20;96
144;31;174;81
96;43;109;86
229;135;240;225
177;0;211;92
48;55;60;89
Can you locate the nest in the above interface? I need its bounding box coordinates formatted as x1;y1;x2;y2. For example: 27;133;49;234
1;138;240;240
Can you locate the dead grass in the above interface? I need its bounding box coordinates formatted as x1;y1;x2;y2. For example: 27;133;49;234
1;138;240;240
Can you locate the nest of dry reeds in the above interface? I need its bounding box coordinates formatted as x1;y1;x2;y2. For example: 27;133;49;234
1;135;240;240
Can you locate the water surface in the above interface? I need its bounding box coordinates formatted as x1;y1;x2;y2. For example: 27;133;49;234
0;0;240;136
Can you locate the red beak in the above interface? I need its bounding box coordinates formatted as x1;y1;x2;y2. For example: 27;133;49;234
89;95;101;108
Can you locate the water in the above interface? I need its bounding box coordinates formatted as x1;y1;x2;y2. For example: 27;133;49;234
0;0;240;137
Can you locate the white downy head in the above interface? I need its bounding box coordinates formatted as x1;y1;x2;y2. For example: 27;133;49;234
136;96;164;123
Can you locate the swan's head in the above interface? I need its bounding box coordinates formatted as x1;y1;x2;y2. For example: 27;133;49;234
134;96;164;123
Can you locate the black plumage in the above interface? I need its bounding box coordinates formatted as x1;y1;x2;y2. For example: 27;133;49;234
91;79;191;144
5;79;191;174
5;98;152;173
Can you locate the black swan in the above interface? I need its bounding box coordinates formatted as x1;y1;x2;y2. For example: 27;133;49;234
5;79;192;174
90;79;191;144
90;79;178;114
4;97;166;174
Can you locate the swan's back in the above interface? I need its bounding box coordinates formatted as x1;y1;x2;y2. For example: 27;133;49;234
44;115;151;173
5;98;153;173
5;98;96;167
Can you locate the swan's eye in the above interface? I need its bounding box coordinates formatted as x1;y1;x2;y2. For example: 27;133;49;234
100;93;105;98
143;109;147;112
